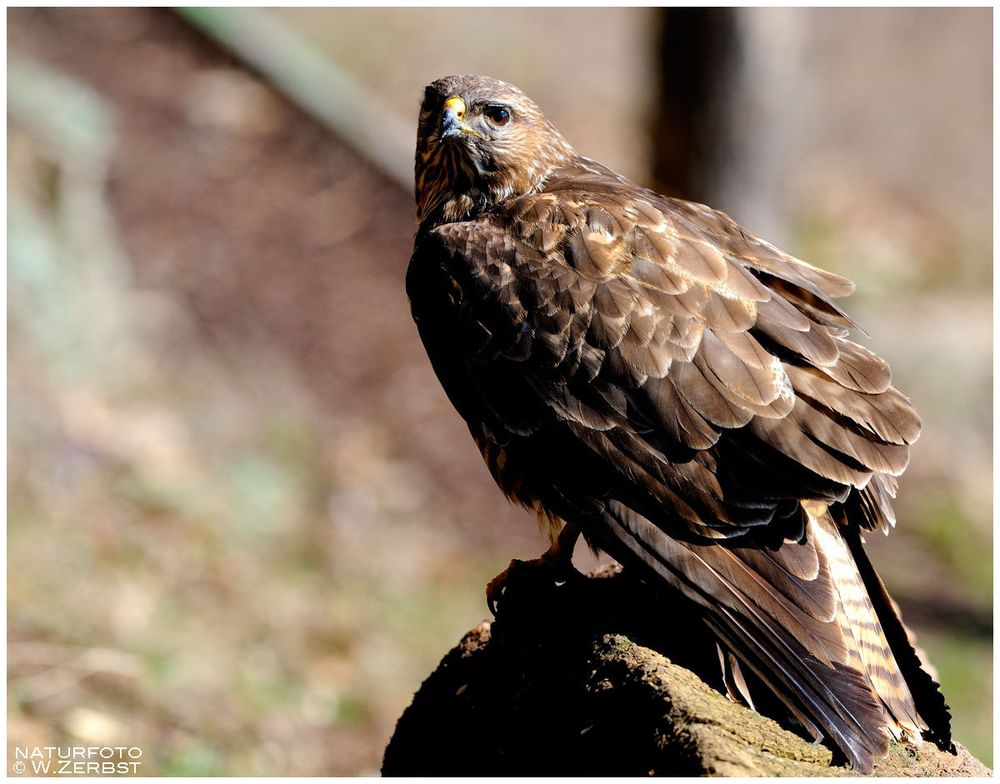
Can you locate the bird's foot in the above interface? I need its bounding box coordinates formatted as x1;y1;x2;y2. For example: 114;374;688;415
485;523;582;615
486;555;580;615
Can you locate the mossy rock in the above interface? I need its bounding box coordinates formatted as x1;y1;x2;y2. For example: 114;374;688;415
383;567;989;776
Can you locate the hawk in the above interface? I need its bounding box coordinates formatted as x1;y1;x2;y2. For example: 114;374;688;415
406;74;952;771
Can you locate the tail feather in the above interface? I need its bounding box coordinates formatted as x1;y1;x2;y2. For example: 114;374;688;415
717;644;756;710
704;610;889;771
600;498;951;771
811;511;923;740
843;525;955;752
603;500;893;771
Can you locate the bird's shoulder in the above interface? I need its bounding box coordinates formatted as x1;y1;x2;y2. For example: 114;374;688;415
416;160;858;380
421;159;855;312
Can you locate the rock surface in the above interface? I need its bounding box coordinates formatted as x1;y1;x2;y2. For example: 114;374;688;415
383;566;989;777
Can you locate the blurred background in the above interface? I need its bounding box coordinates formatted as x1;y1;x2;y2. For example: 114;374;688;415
7;7;991;774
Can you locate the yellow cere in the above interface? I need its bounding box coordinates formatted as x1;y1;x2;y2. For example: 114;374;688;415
443;96;466;119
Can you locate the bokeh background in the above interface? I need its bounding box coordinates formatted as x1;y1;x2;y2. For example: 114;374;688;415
7;7;991;775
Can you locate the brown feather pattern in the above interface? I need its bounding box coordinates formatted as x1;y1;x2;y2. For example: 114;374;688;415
407;74;951;772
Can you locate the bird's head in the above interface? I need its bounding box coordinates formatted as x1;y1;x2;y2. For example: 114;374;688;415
415;74;574;223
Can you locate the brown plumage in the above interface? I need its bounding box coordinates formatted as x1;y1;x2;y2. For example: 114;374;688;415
406;74;952;771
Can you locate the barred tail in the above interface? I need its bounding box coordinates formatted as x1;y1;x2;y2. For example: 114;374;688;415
843;522;955;751
811;511;923;741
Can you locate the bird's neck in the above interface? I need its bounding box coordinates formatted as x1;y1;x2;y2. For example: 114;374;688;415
426;188;492;227
417;140;576;228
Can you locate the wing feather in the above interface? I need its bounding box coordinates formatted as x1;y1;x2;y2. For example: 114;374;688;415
407;159;947;769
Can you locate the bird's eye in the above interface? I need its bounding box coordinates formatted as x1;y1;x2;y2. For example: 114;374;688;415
484;106;511;127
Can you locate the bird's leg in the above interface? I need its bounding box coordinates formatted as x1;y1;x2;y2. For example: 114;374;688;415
486;522;581;615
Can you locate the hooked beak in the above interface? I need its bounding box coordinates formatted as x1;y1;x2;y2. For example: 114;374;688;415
440;96;475;141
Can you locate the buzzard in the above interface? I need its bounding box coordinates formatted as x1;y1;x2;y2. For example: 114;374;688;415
406;74;952;771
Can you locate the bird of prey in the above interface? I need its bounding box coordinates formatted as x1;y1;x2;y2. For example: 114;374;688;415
406;74;952;771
